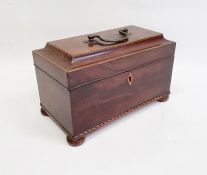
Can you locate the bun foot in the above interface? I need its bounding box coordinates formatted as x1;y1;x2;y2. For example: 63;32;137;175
158;95;169;102
41;107;49;117
67;136;86;147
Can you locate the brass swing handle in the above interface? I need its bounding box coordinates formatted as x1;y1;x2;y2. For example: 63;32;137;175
88;28;130;45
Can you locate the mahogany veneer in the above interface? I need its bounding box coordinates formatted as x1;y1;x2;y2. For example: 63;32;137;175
33;25;176;146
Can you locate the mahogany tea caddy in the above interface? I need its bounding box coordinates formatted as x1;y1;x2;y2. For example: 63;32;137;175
33;25;176;146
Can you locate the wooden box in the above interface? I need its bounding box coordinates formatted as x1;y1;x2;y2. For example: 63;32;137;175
33;25;176;146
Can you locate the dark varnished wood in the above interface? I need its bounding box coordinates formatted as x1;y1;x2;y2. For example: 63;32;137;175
32;26;175;89
70;57;173;135
36;68;73;135
33;25;176;146
47;25;163;69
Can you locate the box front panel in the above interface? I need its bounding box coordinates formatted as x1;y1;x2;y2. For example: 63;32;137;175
70;57;174;136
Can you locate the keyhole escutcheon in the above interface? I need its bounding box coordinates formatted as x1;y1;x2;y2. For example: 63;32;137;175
128;72;133;86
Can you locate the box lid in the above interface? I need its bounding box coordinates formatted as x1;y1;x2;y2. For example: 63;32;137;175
49;25;163;68
33;25;175;89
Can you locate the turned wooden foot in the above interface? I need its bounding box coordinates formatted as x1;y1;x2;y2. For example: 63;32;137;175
157;95;169;102
67;136;86;147
40;107;49;117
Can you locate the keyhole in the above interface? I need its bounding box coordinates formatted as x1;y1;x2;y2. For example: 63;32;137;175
128;72;133;86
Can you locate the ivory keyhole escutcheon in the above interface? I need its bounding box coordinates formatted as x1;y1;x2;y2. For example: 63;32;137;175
128;72;133;86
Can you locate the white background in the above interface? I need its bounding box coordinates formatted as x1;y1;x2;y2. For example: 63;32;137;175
1;0;207;174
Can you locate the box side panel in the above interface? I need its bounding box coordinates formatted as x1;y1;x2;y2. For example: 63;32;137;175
33;50;68;88
70;56;174;136
35;67;73;135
